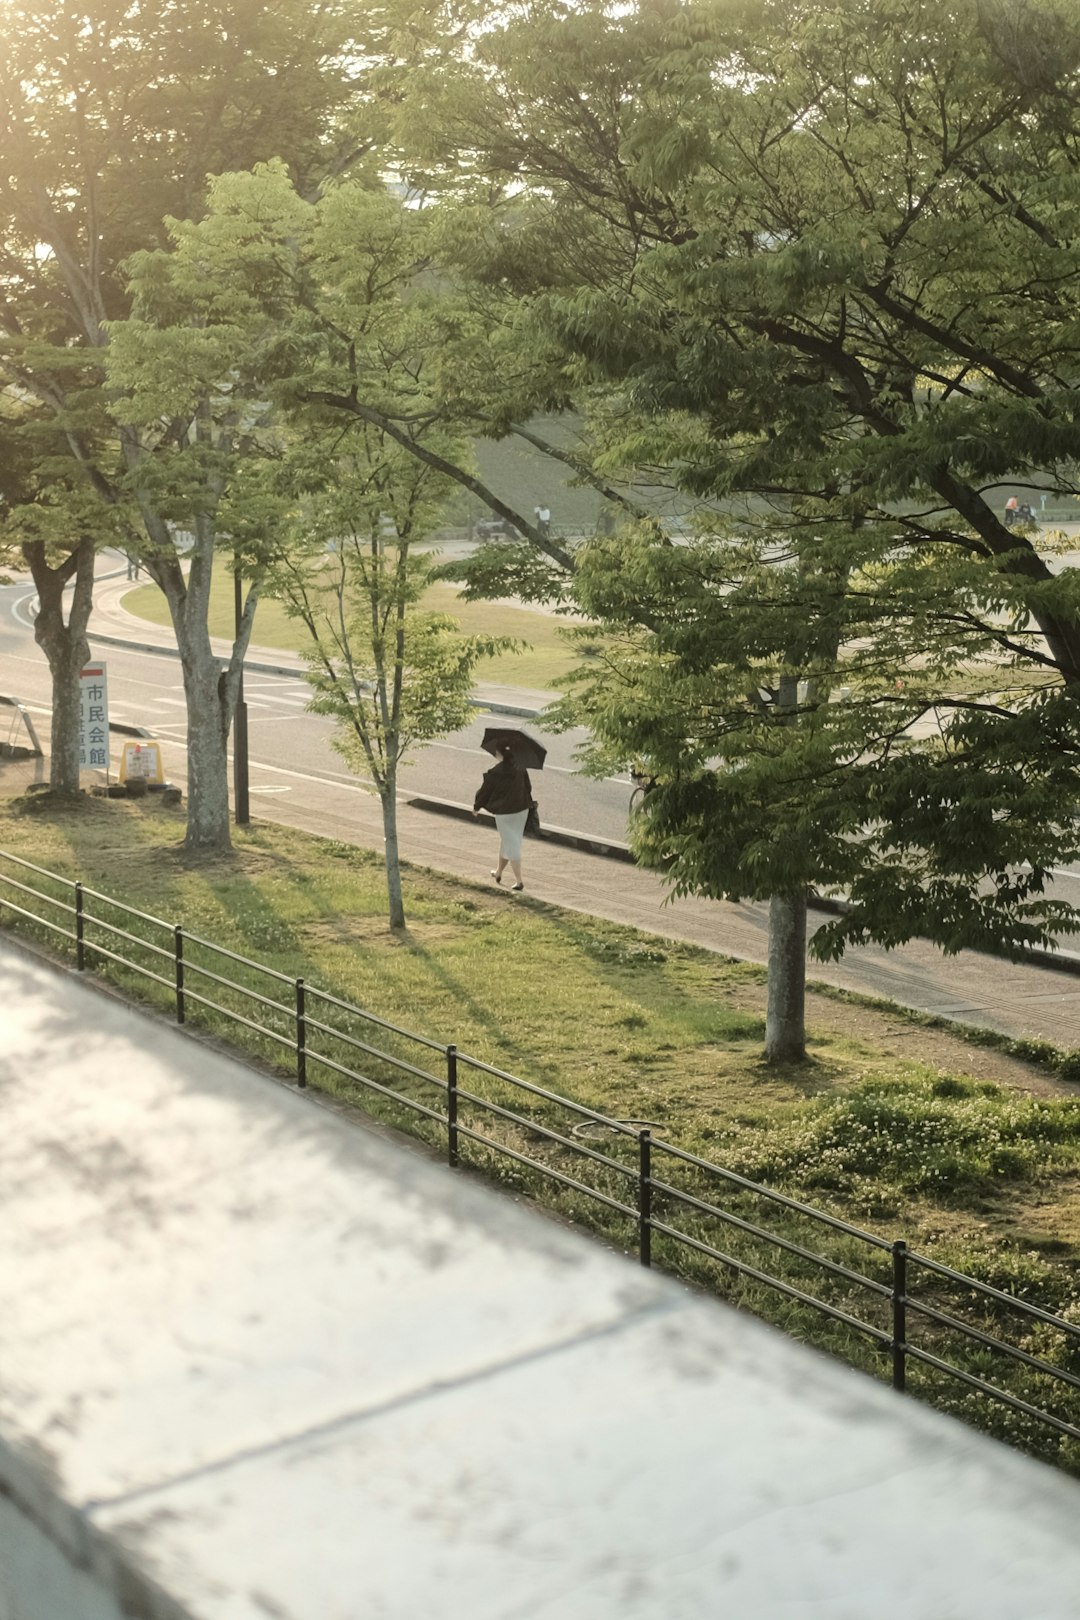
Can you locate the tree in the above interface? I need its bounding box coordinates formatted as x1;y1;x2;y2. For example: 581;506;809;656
117;160;523;888
271;430;508;930
0;402;101;790
0;0;365;838
556;517;1080;1060
104;181;308;848
378;0;1080;1057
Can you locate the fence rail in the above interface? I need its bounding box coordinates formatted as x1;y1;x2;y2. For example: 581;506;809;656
3;847;1080;1469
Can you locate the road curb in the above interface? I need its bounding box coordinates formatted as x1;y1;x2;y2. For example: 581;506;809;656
86;631;545;720
407;794;636;863
109;722;155;740
410;796;1080;981
85;631;1080;983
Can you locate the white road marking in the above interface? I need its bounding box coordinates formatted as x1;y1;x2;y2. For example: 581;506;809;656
11;592;38;628
127;729;379;795
244;711;315;723
0;652;50;668
240;756;378;793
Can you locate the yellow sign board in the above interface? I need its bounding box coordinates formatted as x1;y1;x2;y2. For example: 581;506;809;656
118;740;165;786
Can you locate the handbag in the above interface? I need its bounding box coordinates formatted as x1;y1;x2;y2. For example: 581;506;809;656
525;797;542;837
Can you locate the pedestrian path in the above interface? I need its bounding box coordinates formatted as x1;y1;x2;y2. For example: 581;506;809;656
255;783;1080;1051
81;569;1080;1052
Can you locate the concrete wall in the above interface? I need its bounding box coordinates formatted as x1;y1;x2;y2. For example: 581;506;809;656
6;936;1080;1619
0;1437;190;1620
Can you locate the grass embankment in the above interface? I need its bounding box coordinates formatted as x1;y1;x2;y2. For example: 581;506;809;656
124;576;586;691
4;796;1080;1470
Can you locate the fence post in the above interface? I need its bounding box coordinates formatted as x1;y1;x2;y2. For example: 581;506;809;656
296;978;306;1088
891;1239;907;1392
638;1129;652;1268
174;925;185;1025
447;1045;458;1167
74;882;85;971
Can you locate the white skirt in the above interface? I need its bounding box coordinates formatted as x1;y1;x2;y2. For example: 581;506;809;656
494;808;529;860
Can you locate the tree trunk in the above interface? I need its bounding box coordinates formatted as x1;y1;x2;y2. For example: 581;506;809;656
176;641;233;851
25;536;96;794
137;501;261;855
765;890;807;1064
763;670;807;1064
380;769;406;931
127;431;261;856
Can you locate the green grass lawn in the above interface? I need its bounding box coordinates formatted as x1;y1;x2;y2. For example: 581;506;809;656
123;575;589;692
4;793;1080;1469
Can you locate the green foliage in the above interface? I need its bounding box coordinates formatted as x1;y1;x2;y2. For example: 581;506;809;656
390;0;1080;965
433;540;578;608
545;521;1080;958
723;1073;1080;1201
6;798;1080;1473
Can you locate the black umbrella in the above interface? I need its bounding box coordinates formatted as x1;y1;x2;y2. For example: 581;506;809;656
481;727;547;770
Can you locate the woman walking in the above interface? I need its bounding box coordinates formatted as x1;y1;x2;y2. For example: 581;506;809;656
473;742;532;891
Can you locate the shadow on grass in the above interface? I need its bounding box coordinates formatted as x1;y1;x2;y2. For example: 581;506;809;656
396;926;576;1089
532;905;759;1027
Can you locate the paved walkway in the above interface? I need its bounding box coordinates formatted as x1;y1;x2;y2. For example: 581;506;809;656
27;564;1080;1052
257;786;1080;1050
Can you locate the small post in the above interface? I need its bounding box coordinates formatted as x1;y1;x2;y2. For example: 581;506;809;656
296;978;307;1088
233;567;250;827
74;882;85;971
638;1129;652;1268
447;1045;458;1167
174;925;185;1024
891;1240;907;1392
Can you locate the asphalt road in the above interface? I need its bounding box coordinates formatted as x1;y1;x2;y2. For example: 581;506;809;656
0;554;635;842
6;545;1080;937
9;551;1080;1047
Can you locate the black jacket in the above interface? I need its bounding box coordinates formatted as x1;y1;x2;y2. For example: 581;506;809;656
474;759;532;816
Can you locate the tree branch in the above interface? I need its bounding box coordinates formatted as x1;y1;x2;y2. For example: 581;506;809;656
301;389;576;570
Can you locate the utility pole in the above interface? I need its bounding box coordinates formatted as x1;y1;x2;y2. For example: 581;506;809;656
233;567;250;826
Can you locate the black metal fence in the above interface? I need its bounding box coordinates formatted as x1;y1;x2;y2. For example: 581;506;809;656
4;847;1080;1470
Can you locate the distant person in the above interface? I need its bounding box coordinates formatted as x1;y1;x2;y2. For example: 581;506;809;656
125;553;141;580
534;504;551;538
473;743;532;891
1004;496;1019;528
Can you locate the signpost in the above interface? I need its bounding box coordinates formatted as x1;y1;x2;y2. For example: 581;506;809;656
79;664;110;778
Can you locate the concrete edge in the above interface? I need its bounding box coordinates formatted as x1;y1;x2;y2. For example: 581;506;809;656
407;793;636;863
109;722;155;740
0;1430;196;1620
86;631;1080;984
409;796;1080;984
86;632;545;720
802;897;1080;983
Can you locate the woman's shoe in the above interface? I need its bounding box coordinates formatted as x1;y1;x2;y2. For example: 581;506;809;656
490;870;502;884
511;882;524;892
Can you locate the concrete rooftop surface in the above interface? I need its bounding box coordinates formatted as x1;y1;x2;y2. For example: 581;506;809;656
4;935;1080;1620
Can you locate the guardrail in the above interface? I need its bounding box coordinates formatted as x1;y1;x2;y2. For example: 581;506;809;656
3;846;1080;1471
0;695;42;758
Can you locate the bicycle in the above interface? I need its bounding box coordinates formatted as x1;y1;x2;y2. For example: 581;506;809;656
628;772;657;816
